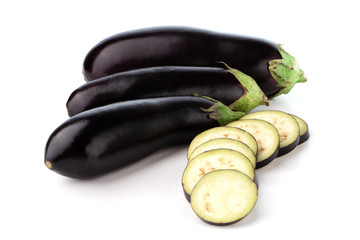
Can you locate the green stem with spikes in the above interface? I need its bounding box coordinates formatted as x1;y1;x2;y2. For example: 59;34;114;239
269;44;307;97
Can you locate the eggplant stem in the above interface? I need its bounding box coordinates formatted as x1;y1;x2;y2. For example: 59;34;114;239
268;44;307;97
217;62;270;113
194;94;246;126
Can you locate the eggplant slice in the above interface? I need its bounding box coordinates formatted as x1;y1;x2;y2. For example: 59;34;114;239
188;138;256;168
227;119;280;168
191;169;258;226
187;126;258;159
291;114;310;144
241;111;300;156
182;149;255;202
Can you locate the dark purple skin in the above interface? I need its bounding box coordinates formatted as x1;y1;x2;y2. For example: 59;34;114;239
83;26;282;96
67;66;245;117
299;129;310;144
45;96;222;179
183;171;260;203
277;136;300;157
256;146;280;169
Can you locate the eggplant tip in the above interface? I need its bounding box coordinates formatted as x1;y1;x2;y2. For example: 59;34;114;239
45;161;52;169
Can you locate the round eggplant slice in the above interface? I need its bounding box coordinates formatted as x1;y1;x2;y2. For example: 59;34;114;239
188;138;256;168
291;114;310;144
191;169;258;226
227;119;280;168
182;149;255;201
241;111;300;156
187;126;258;159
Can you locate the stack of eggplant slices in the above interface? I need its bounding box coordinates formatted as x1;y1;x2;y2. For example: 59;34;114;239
44;26;309;226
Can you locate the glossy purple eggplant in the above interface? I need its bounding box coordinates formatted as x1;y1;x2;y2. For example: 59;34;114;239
67;66;245;117
83;26;306;97
45;96;244;179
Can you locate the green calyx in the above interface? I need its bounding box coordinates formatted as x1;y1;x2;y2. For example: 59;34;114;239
221;62;270;113
197;63;270;125
197;47;306;125
197;95;246;126
269;44;307;97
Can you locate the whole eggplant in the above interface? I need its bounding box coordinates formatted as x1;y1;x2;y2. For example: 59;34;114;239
45;96;245;179
67;66;246;117
83;26;306;97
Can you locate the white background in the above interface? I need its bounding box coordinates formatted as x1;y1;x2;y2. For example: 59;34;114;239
1;0;359;239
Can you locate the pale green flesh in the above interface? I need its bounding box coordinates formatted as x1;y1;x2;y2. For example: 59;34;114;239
182;149;255;196
191;169;258;225
241;111;299;149
227;119;280;164
188;138;256;168
187;126;258;159
291;114;308;136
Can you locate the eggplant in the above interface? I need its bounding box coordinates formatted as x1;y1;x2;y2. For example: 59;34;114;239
241;111;300;156
67;66;246;117
227;119;280;168
188;138;256;168
44;96;245;179
190;169;258;226
182;149;255;202
187;126;258;159
83;26;306;97
291;114;310;144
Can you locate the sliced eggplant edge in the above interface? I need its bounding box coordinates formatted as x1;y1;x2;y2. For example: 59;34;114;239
241;110;300;157
291;114;310;144
277;135;300;156
256;146;280;168
183;170;259;203
227;119;280;168
182;148;256;202
187;126;258;159
188;138;257;168
190;169;258;226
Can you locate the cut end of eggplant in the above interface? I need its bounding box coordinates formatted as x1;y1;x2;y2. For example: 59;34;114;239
227;119;280;168
187;126;258;159
191;169;258;226
241;111;300;156
291;114;310;144
299;130;310;144
276;137;299;156
182;149;255;201
45;161;52;169
255;147;280;168
188;138;256;168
